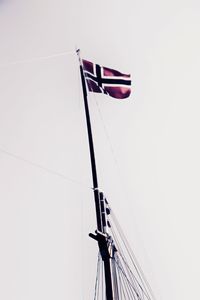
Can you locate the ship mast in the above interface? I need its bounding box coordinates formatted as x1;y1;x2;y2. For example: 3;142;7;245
77;49;118;300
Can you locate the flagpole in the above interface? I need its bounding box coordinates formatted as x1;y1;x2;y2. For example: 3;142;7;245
76;49;115;300
76;50;102;231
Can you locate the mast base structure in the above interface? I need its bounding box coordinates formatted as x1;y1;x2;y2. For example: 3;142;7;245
77;49;156;300
89;191;119;300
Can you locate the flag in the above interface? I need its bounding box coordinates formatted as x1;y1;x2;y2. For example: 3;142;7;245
82;59;131;99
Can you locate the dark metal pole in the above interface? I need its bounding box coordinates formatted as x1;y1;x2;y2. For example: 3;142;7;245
79;59;102;232
77;50;114;300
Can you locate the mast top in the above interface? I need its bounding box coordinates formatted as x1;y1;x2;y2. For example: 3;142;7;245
76;48;82;65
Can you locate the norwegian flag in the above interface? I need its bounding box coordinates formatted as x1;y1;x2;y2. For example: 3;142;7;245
82;59;131;99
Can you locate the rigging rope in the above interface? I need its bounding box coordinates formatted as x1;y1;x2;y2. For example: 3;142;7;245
0;145;92;190
93;199;156;300
94;254;101;300
110;208;156;300
0;50;75;68
92;96;119;168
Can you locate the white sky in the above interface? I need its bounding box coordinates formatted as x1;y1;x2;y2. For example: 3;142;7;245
0;0;200;299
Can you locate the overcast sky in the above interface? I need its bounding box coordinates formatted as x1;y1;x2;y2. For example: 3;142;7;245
0;0;200;299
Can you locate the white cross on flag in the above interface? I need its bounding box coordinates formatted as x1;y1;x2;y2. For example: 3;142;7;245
82;59;131;99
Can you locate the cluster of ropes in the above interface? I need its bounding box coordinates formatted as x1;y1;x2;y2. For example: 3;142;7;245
94;204;155;300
